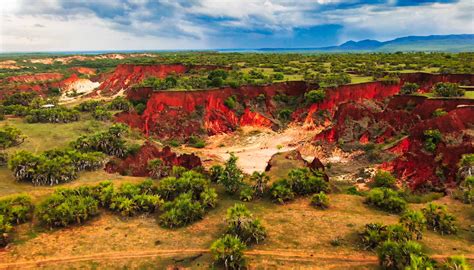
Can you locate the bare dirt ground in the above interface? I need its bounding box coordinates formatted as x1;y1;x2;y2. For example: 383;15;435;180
186;126;321;174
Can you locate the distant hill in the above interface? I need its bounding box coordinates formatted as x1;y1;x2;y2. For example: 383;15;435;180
316;34;474;52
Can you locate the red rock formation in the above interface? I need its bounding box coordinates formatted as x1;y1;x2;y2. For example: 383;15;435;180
4;73;63;84
105;141;202;177
69;67;96;75
385;107;474;190
399;73;474;92
98;64;188;95
97;64;229;96
141;81;307;138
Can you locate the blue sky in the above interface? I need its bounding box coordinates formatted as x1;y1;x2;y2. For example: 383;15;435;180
1;0;473;52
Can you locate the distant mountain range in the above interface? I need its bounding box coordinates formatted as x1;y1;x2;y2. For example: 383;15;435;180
256;34;474;53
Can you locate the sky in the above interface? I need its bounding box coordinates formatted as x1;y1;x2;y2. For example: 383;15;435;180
0;0;473;52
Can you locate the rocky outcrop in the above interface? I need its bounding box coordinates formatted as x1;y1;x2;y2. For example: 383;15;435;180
105;141;202;177
97;64;228;95
4;73;63;84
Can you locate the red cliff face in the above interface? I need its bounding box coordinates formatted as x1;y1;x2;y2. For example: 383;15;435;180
105;141;202;177
97;64;229;96
399;73;474;92
141;81;307;138
98;64;189;96
5;72;63;84
298;82;400;128
386;107;474;190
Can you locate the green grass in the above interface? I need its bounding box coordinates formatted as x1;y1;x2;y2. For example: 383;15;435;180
0;115;111;154
349;75;374;84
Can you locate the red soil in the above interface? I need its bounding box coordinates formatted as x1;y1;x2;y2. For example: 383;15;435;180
105;141;202;177
97;64;228;95
4;72;63;84
70;67;96;75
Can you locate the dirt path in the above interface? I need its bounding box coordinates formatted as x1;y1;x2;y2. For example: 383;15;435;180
1;248;471;269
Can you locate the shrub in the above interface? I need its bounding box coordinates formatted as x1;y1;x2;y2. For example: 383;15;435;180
199;188;218;209
239;185;255;202
250;171;269;198
25;107;80;123
365;188;407;213
400;83;419;95
8;150;105;186
377;240;433;270
0;194;34;224
224;95;238;109
159;193;205;228
359;223;413;250
379;74;401;85
217;153;244;194
441;255;471;270
432;108;447;117
0;215;12;247
304;89;326;104
3;92;38;106
278;108;293;121
92;107;112;121
269;179;295;204
287;168;328;195
108;181;163;217
147;158;170;179
71;124;129;157
107;96;131;111
210;165;224;182
422;203;457;235
373;170;397;188
210;234;246;270
432;82;465;97
157;170;210;201
311;192;329;209
36;187;99;228
225;204;266;245
2;105;30;116
75;100;104;112
458;176;474;204
0;126;25;149
423;129;442;153
400;210;426;240
273;73;284;80
346;186;364;196
187;135;205;148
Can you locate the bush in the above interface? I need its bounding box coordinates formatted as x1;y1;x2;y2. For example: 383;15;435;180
379;74;401;85
365;188;407;213
239;185;255;202
273;73;284;80
3;92;38;106
0;194;34;224
432;82;465;97
224;95;238;109
199;188;218;209
187;135;205;148
311;192;329;209
36;187;99;228
304;89;326;104
147;158;170;179
422;203;457;235
92;107;112;121
359;223;413;250
400;83;419;95
107;96;131;111
157;170;210;201
400;210;426;240
269;179;295;204
0;126;25;149
159;193;205;228
373;170;397;188
458;176;474;204
75;100;104;112
423;129;442;153
108;181;163;217
210;234;246;270
432;108;447;117
25;107;80;123
377;240;433;270
225;204;266;245
250;171;269;198
441;255;471;270
217;154;244;194
71;124;129;157
8;150;105;186
0;215;13;247
278;108;293;121
287;168;328;195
